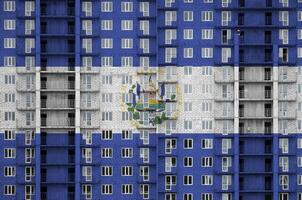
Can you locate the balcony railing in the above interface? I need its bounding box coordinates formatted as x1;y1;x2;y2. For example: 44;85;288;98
41;118;75;127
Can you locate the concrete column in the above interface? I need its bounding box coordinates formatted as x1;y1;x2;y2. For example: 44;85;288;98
75;0;81;198
35;0;41;198
273;45;279;200
233;31;240;200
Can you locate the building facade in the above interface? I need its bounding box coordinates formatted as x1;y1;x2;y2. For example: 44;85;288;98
0;0;302;200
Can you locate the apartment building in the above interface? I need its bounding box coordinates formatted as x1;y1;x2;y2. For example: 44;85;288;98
0;0;302;200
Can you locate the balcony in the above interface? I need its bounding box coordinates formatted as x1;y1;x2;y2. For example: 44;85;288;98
41;118;75;128
41;99;75;109
40;81;75;91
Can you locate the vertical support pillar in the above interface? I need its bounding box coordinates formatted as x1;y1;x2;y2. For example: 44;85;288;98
35;0;41;199
273;44;279;200
233;31;240;200
75;0;81;199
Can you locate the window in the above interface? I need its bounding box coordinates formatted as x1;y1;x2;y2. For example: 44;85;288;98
222;0;231;7
279;193;288;200
279;175;289;190
5;112;15;121
122;130;133;140
201;193;213;200
202;48;213;58
165;29;177;44
4;1;15;11
121;38;133;49
101;20;113;30
222;175;232;190
4;57;16;67
82;166;92;181
280;11;289;25
298;48;302;58
279;138;289;153
140;20;150;35
101;38;113;49
101;2;113;12
101;148;113;158
222;48;231;63
121;166;133;176
222;11;232;26
202;11;213;21
121;148;133;158
82;20;92;35
165;48;177;63
121;2;133;12
184;193;193;200
101;130;112;140
184;29;193;40
184;120;192;130
202;120;213;131
184;139;193;149
25;20;35;35
222;139;232;154
25;166;35;182
82;38;92;53
279;29;288;44
82;57;92;69
4;148;16;158
121;184;133;194
165;157;177;172
202;29;213;39
25;148;34;163
183;175;193;185
184;84;192;93
4;185;15;195
140;2;149;16
222;157;232;172
184;67;192;75
101;184;113;195
201;139;213;149
299;176;302;186
82;131;92;146
101;166;113;176
101;57;113;67
25;1;35;16
82;185;92;199
4;20;15;30
201;175;213;185
165;11;177;25
101;93;113;103
165;175;177;190
121;57;133;67
201;102;212;112
4;166;15;177
4;38;15;48
82;1;92;16
184;157;193;167
101;112;112;121
184;11;193;21
25;38;35;53
4;130;15;140
121;20;133;30
298;139;302;149
201;157;213;167
184;102;193;112
184;48;193;58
